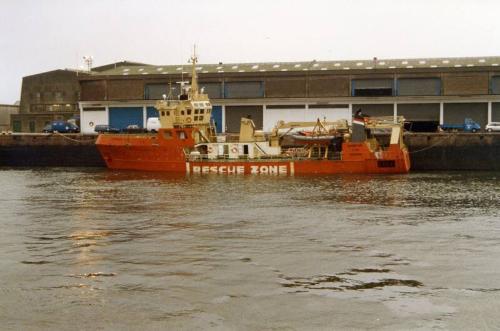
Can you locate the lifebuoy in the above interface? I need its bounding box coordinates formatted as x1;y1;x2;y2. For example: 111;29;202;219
186;117;192;123
231;146;238;154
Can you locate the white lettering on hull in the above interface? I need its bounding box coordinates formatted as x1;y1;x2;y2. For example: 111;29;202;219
191;164;291;175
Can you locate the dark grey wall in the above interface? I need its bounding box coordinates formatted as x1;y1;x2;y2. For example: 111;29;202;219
398;103;440;121
352;104;393;117
225;105;263;132
443;103;488;127
492;103;500;122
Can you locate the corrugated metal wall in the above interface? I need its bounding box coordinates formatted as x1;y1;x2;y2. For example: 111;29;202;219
397;104;440;121
145;84;172;100
266;77;306;97
490;77;500;95
109;107;144;130
352;104;393;117
225;106;263;132
443;103;488;127
108;80;144;100
308;76;350;97
398;78;441;96
443;73;489;95
199;82;222;99
224;82;263;98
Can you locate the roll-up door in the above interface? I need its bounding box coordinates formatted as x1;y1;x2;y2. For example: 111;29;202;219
398;78;441;96
397;104;440;121
352;79;393;96
145;84;171;100
199;82;222;99
81;107;107;134
443;103;488;127
225;106;263;132
109;107;144;130
211;106;223;133
352;104;393;117
224;82;263;98
146;107;158;118
493;103;500;122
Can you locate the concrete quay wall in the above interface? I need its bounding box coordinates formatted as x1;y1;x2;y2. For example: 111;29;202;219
0;134;104;167
0;133;499;170
405;132;500;170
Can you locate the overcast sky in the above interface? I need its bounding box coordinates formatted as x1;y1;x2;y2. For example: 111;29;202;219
1;0;500;104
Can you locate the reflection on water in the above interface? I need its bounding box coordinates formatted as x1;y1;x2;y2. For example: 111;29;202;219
0;168;499;330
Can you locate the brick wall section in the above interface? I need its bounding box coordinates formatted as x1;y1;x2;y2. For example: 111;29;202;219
81;80;106;101
107;79;144;100
443;73;489;95
308;76;350;97
265;77;307;97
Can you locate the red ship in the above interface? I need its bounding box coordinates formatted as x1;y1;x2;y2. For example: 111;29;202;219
96;54;410;175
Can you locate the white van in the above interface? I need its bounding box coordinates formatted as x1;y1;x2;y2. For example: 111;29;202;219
146;117;161;132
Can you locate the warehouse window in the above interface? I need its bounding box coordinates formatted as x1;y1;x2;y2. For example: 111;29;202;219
491;76;500;94
352;79;393;97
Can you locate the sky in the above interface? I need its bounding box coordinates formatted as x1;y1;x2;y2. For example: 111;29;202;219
1;0;500;104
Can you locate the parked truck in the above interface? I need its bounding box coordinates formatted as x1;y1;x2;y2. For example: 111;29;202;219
439;118;481;133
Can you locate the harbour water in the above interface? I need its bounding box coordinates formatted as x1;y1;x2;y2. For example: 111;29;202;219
0;168;499;330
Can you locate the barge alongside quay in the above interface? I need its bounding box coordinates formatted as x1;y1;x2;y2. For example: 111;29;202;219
95;54;410;175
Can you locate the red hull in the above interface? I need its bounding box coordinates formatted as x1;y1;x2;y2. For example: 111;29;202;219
96;129;410;175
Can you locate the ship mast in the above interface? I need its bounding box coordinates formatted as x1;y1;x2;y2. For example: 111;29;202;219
190;46;199;97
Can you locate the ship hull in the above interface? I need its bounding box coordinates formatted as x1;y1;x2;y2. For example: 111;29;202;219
96;131;410;175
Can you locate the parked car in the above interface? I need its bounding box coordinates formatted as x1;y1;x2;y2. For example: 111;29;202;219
123;124;145;133
146;117;161;132
42;121;80;133
94;124;120;133
439;118;480;133
485;122;500;132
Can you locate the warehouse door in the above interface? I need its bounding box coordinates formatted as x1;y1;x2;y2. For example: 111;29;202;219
81;107;107;134
109;107;144;130
225;106;263;133
352;104;393;117
146;107;159;118
398;104;440;132
211;106;223;133
443;103;488;127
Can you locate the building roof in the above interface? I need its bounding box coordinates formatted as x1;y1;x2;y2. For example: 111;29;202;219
90;56;500;76
91;61;151;72
23;68;90;78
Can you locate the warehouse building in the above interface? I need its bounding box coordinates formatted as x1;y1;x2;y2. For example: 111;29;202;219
78;56;500;134
58;56;500;133
12;69;89;132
